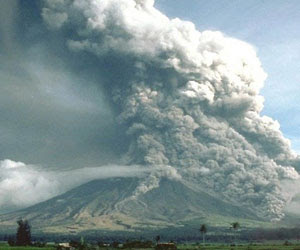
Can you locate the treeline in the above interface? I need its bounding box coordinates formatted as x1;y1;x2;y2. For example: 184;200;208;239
240;227;300;241
1;226;300;244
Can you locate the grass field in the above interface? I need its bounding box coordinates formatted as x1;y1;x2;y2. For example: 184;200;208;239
1;243;300;250
0;246;55;250
0;248;55;250
0;242;55;249
179;244;300;250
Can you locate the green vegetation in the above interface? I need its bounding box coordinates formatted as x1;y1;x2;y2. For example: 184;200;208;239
200;224;207;245
16;220;32;246
0;242;54;250
178;243;300;250
2;219;300;250
2;242;300;250
231;222;240;245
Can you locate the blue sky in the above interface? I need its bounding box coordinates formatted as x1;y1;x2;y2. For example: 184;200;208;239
155;0;300;152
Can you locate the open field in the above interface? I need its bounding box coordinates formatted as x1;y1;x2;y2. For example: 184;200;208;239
180;244;300;250
0;248;55;250
1;243;300;250
0;244;55;250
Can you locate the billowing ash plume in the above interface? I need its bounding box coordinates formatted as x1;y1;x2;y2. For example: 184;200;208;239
42;0;300;220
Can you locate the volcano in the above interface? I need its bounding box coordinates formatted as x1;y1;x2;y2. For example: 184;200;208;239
0;177;262;233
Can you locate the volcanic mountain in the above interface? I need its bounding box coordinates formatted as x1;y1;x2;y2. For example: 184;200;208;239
0;177;262;233
2;0;300;234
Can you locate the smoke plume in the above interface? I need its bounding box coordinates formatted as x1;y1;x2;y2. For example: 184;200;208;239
40;0;300;220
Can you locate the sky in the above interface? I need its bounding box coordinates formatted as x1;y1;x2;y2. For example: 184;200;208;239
0;0;125;168
0;0;300;218
154;0;300;153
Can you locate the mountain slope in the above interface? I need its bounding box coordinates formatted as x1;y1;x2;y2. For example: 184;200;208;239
0;177;261;233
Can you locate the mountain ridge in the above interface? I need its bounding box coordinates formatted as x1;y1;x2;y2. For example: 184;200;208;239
0;177;267;234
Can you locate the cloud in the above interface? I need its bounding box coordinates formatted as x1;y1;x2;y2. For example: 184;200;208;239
0;42;126;168
0;159;59;213
42;8;68;29
38;0;300;220
0;0;19;56
0;159;146;213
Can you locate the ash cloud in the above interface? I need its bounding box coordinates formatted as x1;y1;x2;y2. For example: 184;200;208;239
39;0;300;220
0;0;299;220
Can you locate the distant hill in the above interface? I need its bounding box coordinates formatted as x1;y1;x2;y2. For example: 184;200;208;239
0;177;271;234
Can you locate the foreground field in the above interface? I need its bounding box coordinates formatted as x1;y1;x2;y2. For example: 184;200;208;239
181;244;300;250
1;243;300;250
0;246;55;250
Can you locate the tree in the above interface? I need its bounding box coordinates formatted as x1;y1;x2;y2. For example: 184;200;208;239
79;236;87;250
231;222;240;245
7;236;15;246
16;220;31;246
155;235;161;245
199;224;207;245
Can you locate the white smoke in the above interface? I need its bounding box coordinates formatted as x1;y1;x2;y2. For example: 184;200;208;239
40;0;300;220
0;159;59;213
0;159;145;213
